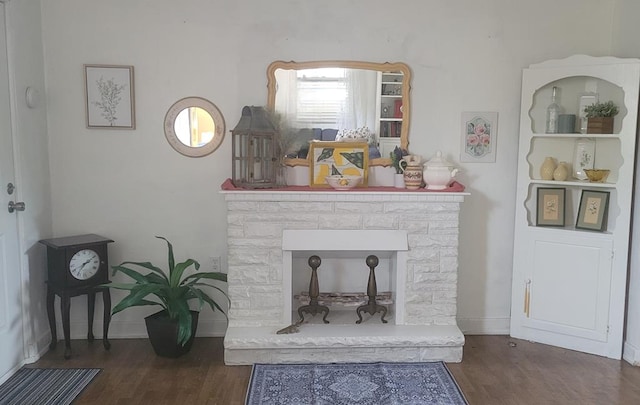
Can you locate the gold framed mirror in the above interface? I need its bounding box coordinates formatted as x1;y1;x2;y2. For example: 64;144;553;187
164;97;226;157
266;60;411;166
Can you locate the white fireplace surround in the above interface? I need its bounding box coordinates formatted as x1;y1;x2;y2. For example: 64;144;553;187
222;189;467;365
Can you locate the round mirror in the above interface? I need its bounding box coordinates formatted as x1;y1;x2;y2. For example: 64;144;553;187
164;97;225;157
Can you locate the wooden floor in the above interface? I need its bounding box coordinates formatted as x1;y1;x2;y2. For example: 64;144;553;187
30;335;640;404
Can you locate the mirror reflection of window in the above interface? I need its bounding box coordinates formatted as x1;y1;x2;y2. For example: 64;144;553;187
174;107;215;147
275;68;376;131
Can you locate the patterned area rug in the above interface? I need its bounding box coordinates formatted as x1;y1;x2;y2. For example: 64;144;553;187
245;362;467;405
0;368;101;405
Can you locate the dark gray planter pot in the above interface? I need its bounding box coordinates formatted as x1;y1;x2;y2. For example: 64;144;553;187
144;310;198;358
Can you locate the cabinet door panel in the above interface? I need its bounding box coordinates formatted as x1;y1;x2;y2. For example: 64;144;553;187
527;238;612;343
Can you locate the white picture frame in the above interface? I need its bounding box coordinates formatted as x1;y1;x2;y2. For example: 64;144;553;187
460;111;498;163
84;64;135;129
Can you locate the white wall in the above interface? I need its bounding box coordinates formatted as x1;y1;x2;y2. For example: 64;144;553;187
39;0;616;343
612;0;640;365
5;0;52;360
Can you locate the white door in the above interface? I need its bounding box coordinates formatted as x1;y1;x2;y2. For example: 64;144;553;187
0;3;25;381
511;228;617;358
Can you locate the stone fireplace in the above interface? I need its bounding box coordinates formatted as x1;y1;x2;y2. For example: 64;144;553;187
222;189;467;365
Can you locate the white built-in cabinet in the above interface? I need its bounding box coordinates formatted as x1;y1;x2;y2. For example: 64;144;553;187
375;71;404;158
510;56;640;359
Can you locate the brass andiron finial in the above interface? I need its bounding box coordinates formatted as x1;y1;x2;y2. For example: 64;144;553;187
297;255;330;324
356;255;388;324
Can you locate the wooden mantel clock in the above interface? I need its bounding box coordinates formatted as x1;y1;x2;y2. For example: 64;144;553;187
40;234;114;359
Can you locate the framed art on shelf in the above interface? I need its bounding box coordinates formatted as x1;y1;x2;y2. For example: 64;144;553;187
308;141;369;187
536;187;566;227
460;111;498;163
84;64;135;129
576;190;610;231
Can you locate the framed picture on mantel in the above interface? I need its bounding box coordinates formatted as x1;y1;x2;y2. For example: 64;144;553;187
308;141;369;187
536;187;566;227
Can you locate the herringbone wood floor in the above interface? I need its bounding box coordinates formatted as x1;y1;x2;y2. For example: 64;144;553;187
30;335;640;404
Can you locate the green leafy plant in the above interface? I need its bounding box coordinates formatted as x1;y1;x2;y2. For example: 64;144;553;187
390;146;409;174
108;236;228;346
583;100;619;118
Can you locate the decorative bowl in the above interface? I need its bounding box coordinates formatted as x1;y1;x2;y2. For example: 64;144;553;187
584;169;610;183
325;175;363;190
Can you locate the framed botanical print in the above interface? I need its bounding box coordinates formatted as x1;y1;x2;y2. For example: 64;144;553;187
84;64;135;129
536;187;566;227
308;141;369;187
460;111;498;163
576;190;610;231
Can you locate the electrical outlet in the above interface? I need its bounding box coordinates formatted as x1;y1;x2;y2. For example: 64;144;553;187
209;256;221;272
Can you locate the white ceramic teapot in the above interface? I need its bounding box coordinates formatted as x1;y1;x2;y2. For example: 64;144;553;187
423;151;459;190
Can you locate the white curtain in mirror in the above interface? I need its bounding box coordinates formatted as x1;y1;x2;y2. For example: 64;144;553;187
338;69;377;131
274;69;298;124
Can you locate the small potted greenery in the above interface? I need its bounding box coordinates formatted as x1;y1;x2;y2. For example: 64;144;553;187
584;100;619;134
108;236;228;358
390;146;409;188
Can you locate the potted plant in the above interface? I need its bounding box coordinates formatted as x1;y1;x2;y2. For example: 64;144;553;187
584;100;619;134
390;146;409;188
108;236;228;358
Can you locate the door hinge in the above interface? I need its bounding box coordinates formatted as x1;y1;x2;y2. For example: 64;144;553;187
607;325;610;334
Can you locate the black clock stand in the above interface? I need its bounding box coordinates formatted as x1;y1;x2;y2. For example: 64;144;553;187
46;283;112;359
40;234;114;359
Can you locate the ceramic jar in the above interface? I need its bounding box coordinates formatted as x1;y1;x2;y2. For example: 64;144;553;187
553;161;569;181
401;155;423;190
422;151;459;190
540;157;556;180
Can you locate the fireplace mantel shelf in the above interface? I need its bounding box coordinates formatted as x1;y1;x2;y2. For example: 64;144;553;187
220;178;468;196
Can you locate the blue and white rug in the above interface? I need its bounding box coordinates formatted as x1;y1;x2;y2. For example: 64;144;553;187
245;362;468;405
0;368;101;405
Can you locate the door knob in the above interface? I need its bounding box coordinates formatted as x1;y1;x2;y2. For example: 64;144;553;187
8;201;25;213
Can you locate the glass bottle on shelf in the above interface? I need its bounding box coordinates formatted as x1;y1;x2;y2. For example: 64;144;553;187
545;86;563;134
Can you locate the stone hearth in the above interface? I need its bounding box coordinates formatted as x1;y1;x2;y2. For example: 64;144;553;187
222;189;467;365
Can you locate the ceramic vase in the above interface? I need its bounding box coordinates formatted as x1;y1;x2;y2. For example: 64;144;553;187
401;155;423;190
394;173;405;188
540;157;557;180
553;162;569;181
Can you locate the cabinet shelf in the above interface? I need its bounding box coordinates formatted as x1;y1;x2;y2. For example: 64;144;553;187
526;224;614;237
531;133;617;139
528;179;616;189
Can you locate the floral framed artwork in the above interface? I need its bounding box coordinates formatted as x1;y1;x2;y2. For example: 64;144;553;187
84;64;135;129
460;111;498;163
308;141;368;187
576;190;610;231
536;187;566;227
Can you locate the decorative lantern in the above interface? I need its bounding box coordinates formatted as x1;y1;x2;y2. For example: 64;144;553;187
231;106;279;188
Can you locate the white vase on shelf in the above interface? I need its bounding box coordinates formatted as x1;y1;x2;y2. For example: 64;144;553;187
540;157;556;180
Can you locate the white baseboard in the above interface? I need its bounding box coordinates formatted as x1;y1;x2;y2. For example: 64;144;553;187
63;318;228;340
623;340;640;366
457;317;511;335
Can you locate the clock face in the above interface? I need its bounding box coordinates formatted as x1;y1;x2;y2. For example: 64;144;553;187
69;249;101;280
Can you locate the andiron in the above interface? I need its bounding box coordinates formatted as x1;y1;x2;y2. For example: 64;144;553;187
356;255;388;324
298;255;330;324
